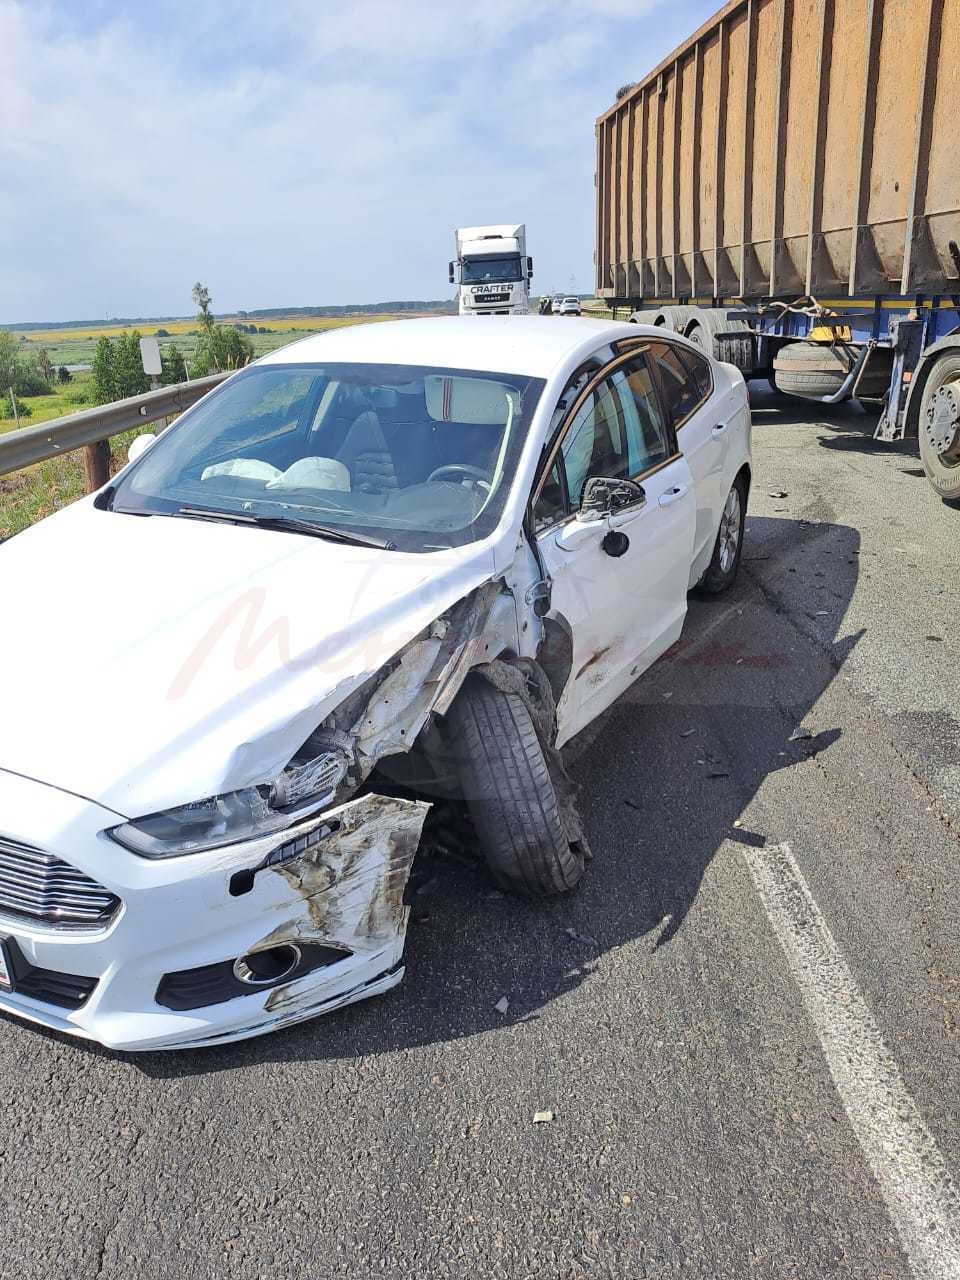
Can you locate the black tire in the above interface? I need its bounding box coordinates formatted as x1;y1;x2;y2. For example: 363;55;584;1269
686;310;754;372
773;342;849;397
686;320;710;352
697;473;748;595
917;351;960;504
657;305;695;333
446;678;585;899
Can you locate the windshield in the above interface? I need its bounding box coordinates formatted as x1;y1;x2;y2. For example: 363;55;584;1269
461;255;523;284
112;362;544;552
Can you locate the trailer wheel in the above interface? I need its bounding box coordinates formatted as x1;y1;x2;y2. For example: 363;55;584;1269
917;352;960;504
686;311;753;373
657;305;695;333
446;677;585;899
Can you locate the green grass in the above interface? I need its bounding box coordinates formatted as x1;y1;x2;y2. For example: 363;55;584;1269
0;374;126;538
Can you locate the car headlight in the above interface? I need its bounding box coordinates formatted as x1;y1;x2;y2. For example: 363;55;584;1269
109;748;350;859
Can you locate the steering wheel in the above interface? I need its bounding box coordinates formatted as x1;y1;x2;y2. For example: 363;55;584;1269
426;464;492;489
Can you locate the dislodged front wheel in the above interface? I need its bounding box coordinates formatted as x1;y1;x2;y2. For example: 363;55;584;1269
918;352;960;503
446;677;585;899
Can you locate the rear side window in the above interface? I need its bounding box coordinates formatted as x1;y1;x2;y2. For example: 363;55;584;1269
649;341;711;426
679;346;713;403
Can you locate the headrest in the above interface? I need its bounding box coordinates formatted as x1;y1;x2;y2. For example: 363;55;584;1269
425;375;517;426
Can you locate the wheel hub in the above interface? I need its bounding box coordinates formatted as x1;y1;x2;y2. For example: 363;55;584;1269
925;379;960;465
718;487;741;573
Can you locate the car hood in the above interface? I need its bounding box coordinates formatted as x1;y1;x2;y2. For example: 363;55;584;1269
0;502;497;816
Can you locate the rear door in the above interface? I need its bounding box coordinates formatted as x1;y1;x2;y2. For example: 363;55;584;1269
533;351;696;745
647;340;727;577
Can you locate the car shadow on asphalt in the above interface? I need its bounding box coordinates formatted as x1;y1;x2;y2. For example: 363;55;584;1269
53;514;862;1078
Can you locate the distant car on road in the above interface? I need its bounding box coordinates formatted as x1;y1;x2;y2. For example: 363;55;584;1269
559;296;582;316
0;316;750;1051
551;294;564;314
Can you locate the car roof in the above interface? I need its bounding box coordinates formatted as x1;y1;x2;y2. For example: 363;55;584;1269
257;315;640;378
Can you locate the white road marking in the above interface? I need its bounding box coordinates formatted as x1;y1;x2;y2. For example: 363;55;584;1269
743;842;960;1280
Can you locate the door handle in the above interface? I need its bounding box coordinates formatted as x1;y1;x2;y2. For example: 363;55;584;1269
658;484;688;507
711;422;728;436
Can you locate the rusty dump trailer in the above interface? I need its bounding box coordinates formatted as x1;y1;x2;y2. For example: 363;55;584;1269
595;0;960;502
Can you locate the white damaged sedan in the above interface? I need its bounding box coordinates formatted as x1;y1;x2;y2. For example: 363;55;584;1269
0;317;750;1050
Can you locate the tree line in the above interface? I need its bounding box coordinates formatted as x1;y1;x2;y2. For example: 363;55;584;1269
0;331;69;397
89;284;254;406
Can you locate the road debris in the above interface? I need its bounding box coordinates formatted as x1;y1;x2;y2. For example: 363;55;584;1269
680;728;696;738
564;927;598;947
768;489;788;498
532;1110;554;1124
789;727;814;742
494;996;510;1015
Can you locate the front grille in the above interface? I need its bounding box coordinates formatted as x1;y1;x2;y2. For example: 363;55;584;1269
0;837;120;928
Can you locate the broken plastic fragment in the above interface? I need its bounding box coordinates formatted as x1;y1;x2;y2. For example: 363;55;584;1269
532;1110;554;1124
564;926;598;947
494;996;510;1015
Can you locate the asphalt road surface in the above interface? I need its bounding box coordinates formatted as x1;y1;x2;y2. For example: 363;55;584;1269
2;388;959;1279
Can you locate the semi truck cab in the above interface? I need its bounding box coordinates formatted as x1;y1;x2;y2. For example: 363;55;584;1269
450;224;533;316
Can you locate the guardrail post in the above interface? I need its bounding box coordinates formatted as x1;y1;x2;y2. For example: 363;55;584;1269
83;441;112;492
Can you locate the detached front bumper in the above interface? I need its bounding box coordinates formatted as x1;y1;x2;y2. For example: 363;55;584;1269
0;769;428;1051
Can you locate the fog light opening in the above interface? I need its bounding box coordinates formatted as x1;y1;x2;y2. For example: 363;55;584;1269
233;944;302;986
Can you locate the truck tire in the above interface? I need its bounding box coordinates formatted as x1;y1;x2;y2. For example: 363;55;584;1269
772;340;892;400
657;305;695;332
686;310;754;373
446;678;585;898
917;351;960;504
628;309;659;325
696;472;748;594
773;342;850;396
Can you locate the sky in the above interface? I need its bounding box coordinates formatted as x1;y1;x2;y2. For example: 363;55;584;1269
0;0;718;324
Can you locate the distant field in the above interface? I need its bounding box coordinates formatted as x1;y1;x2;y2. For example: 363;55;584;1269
8;312;398;371
17;314;383;344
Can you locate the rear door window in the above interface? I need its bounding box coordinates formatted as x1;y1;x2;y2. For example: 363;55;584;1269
648;341;710;427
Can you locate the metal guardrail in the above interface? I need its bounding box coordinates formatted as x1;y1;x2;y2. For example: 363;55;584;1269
0;373;229;481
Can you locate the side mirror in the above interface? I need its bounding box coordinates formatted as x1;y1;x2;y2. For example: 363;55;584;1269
527;256;534;279
127;433;157;464
580;475;646;520
448;261;455;284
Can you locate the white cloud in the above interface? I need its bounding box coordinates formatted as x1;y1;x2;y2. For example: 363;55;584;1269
0;0;713;322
